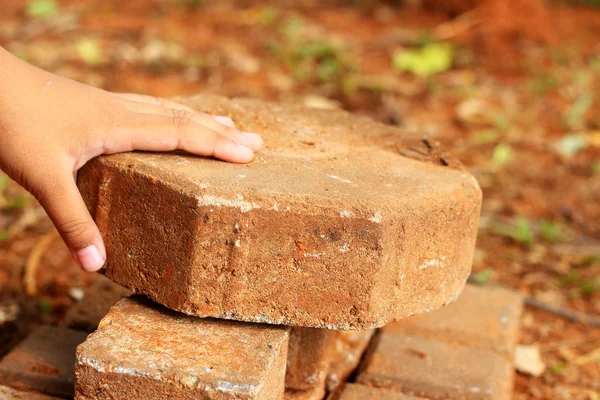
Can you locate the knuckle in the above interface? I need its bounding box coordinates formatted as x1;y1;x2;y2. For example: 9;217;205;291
170;109;194;134
56;219;93;245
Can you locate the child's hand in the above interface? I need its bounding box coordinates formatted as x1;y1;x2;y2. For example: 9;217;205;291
0;47;263;272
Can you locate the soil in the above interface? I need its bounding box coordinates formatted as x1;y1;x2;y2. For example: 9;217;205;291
1;0;599;398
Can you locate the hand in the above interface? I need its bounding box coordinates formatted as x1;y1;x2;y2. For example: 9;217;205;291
0;46;263;272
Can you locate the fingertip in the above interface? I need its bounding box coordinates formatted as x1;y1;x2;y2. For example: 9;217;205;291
242;132;264;149
213;116;235;128
74;244;106;272
217;142;255;164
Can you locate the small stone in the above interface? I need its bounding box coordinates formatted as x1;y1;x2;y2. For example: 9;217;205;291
0;326;88;397
68;287;85;302
77;94;482;329
514;345;546;377
75;296;290;400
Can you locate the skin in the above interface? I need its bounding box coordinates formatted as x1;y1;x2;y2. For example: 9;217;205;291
0;46;263;272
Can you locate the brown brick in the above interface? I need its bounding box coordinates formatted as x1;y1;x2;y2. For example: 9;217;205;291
0;326;88;397
0;385;62;400
75;296;290;400
382;285;523;355
356;334;512;400
332;384;427;400
356;286;522;400
286;328;334;392
326;330;375;392
77;94;482;329
65;275;132;332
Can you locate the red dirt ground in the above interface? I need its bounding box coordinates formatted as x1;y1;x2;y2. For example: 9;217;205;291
1;1;599;398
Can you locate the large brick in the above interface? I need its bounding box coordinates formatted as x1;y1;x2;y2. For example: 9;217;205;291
382;285;523;355
356;285;523;400
65;275;132;332
331;384;427;400
77;94;482;329
0;326;88;397
75;296;290;400
0;385;62;400
326;330;375;392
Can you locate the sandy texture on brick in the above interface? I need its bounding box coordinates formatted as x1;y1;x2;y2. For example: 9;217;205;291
75;296;289;400
78;94;482;329
0;326;88;398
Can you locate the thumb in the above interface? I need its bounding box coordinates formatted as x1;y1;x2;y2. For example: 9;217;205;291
35;170;106;272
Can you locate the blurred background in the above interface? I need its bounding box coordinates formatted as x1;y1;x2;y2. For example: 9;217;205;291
0;0;599;398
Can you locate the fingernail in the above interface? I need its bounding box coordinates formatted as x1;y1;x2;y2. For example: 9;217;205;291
235;143;254;158
214;116;235;127
242;132;262;140
75;245;105;272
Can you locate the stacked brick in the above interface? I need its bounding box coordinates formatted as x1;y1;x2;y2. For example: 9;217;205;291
0;95;522;399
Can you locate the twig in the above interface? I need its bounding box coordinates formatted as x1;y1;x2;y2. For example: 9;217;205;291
24;230;57;296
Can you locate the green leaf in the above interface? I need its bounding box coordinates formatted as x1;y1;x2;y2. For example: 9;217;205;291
492;142;512;166
257;6;278;25
494;217;534;246
550;362;565;374
579;278;600;295
0;175;9;192
564;92;594;131
553;134;589;157
540;220;563;243
4;194;28;210
75;38;103;66
0;231;9;243
471;268;494;284
26;0;58;19
393;42;454;77
39;299;53;317
470;130;500;145
592;161;600;175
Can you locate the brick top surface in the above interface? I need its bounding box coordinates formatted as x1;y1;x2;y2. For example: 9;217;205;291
382;284;523;354
78;94;482;329
76;296;290;397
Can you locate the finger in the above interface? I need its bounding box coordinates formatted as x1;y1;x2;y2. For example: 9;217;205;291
105;112;255;163
115;93;237;127
34;170;106;272
120;100;263;151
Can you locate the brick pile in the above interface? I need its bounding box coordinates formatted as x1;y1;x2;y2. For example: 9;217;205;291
0;95;523;400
